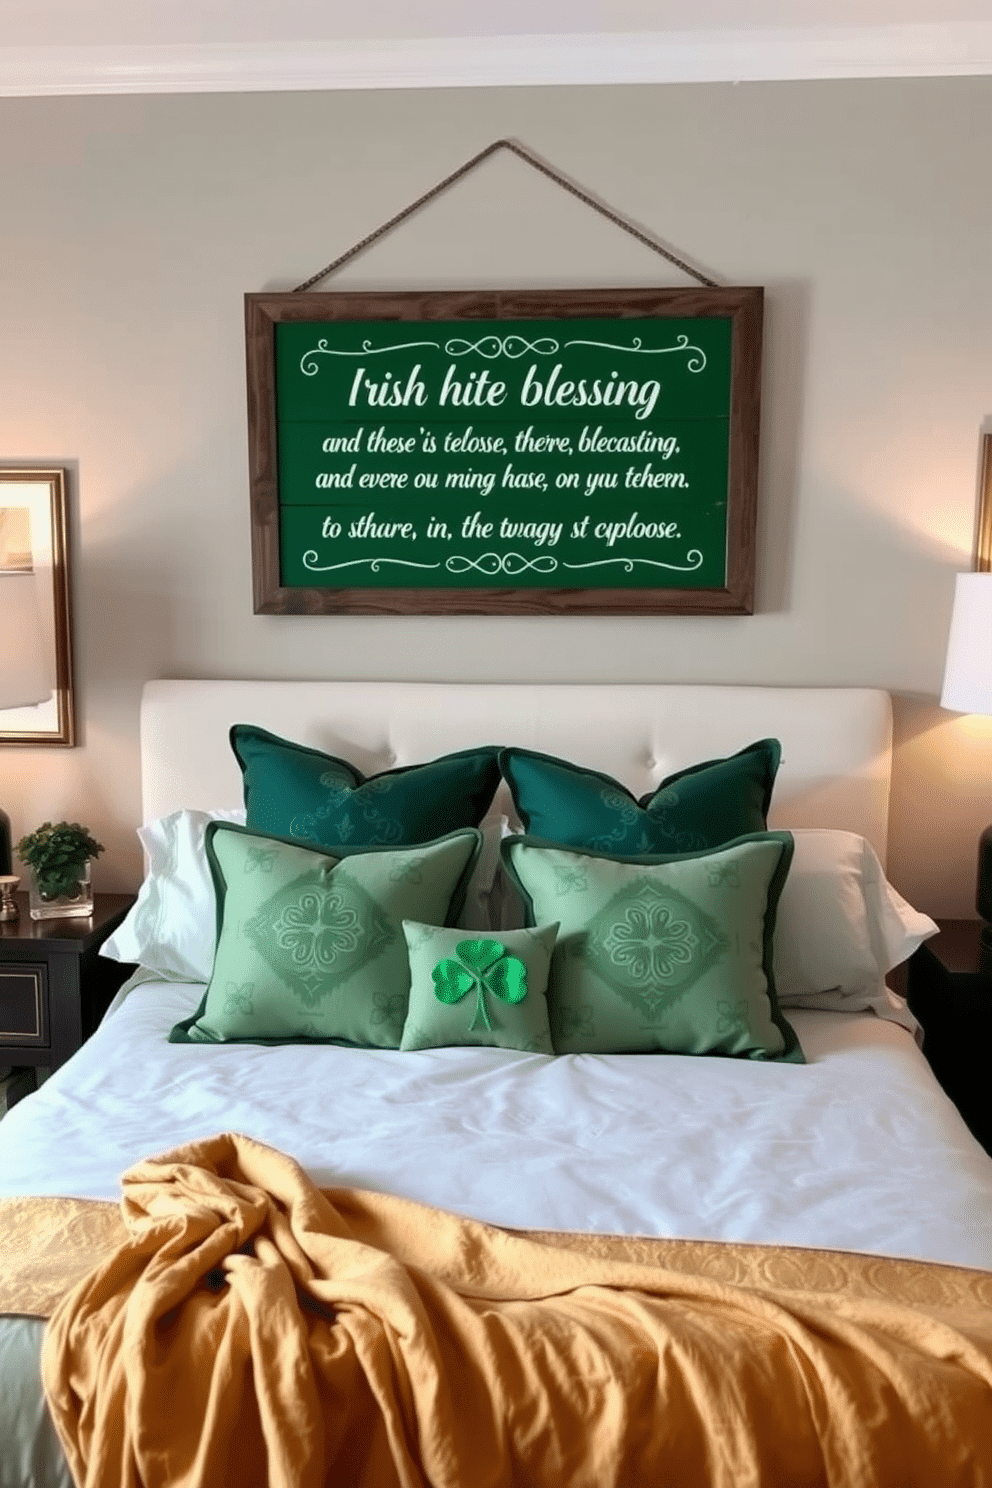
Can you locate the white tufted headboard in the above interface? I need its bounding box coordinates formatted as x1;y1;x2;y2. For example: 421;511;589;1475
140;681;893;863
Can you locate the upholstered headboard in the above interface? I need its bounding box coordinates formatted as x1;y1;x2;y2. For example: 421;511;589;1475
140;682;893;862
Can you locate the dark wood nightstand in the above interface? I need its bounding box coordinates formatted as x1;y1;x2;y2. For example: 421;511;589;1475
906;918;992;1156
0;892;136;1082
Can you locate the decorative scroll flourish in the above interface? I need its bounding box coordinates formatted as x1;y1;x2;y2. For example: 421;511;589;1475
563;334;707;373
302;552;442;573
562;551;705;574
301;333;562;375
303;551;704;578
300;331;703;378
445;553;559;576
300;338;442;374
443;335;559;359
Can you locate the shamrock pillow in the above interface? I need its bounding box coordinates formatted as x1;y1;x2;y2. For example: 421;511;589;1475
170;824;480;1047
499;739;781;854
400;921;558;1054
502;831;803;1062
231;724;502;850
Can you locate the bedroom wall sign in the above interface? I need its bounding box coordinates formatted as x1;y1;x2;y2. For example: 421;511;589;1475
246;142;763;616
0;468;75;746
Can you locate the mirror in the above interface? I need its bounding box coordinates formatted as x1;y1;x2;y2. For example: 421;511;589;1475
0;468;75;746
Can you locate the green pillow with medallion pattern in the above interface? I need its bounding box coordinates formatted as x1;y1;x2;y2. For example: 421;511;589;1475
231;724;501;850
498;739;781;855
502;831;803;1062
400;920;558;1054
169;823;480;1047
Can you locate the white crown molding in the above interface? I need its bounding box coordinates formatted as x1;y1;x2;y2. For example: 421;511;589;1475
2;24;992;98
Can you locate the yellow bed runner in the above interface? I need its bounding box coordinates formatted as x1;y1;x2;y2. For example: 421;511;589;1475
2;1132;992;1487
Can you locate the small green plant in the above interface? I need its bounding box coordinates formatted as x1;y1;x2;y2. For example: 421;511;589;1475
16;821;104;901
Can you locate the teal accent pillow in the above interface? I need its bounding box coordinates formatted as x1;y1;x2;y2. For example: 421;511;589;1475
169;824;480;1047
502;832;803;1062
499;739;781;854
231;725;502;850
400;921;558;1054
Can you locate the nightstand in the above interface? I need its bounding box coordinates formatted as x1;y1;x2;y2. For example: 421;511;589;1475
0;892;135;1083
906;919;992;1157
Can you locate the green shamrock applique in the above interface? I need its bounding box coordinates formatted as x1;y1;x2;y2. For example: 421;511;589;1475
432;939;528;1032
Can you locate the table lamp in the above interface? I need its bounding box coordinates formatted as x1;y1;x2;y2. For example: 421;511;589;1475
0;570;53;877
940;570;992;957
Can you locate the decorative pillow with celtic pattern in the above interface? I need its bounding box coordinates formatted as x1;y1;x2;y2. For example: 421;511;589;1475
499;740;781;856
169;824;480;1046
399;921;558;1053
502;832;803;1061
231;725;501;852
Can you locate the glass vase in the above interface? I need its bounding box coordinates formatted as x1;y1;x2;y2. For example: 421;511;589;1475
29;860;93;921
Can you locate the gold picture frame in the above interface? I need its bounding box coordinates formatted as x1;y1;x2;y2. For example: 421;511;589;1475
978;434;992;573
0;468;75;746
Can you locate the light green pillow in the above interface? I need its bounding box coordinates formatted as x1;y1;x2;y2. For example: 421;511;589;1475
502;832;803;1062
169;824;480;1047
400;921;558;1053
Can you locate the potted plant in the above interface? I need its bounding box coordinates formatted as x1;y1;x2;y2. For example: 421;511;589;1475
16;821;104;921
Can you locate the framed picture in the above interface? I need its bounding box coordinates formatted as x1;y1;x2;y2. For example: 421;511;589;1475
0;468;75;746
245;287;763;615
978;433;992;573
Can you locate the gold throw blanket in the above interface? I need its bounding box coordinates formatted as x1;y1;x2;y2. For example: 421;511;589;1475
6;1132;992;1487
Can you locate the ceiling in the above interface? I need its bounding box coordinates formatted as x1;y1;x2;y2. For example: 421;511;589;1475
2;0;991;96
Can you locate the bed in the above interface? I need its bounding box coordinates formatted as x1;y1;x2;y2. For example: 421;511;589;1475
2;679;992;1487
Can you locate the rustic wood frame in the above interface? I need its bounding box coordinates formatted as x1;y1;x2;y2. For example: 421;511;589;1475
0;468;75;746
245;287;763;616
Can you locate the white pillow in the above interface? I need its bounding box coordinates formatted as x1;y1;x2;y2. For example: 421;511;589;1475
101;807;505;984
773;829;937;1028
458;812;507;932
100;808;246;983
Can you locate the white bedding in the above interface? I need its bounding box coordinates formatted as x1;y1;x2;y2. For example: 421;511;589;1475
2;978;991;1272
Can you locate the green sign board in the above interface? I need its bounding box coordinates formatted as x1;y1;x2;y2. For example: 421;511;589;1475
246;289;762;615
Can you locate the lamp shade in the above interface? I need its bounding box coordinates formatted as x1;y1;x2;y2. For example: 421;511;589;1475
940;571;992;717
0;571;52;710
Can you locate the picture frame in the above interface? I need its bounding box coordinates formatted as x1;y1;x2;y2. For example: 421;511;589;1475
978;433;992;573
245;287;763;616
0;468;75;746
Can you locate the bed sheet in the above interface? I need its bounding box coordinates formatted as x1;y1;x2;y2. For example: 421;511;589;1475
1;979;990;1272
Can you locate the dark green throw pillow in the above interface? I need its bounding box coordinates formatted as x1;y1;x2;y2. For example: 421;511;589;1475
231;724;502;851
502;831;803;1062
170;824;480;1047
499;739;781;855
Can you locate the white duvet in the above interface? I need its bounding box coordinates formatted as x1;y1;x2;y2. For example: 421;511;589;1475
2;979;991;1272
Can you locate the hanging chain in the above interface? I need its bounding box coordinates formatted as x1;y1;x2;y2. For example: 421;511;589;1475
293;137;718;293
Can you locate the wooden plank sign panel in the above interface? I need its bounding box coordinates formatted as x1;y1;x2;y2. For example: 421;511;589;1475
246;288;762;615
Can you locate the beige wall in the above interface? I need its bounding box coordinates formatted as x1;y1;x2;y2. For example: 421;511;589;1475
1;78;990;915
